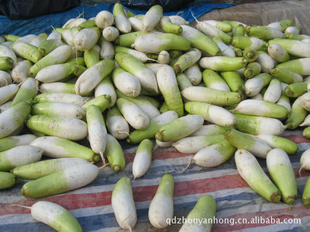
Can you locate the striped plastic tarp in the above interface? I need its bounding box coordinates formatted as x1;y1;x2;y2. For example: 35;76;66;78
0;129;309;231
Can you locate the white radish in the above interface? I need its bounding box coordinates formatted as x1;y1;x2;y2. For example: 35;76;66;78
86;105;107;163
132;139;153;179
0;84;19;105
172;134;225;154
106;106;130;140
263;78;282;103
142;5;163;32
35;92;85;106
102;26;120;42
117;98;149;130
0;70;12;87
234;149;281;202
18;201;83;232
148;172;174;229
95;10;114;29
112;177;137;232
0;145;43;171
112;68;141;97
11;60;32;83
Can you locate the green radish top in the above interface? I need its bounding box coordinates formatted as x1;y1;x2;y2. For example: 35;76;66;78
156;172;174;197
112;176;133;198
187;195;216;220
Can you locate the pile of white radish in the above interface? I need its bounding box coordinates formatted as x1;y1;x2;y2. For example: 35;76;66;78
2;2;310;231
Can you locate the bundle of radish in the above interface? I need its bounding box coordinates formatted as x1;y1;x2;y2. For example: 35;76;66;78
1;2;310;230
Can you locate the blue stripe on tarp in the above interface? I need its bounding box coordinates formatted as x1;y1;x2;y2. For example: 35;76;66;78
0;192;302;232
0;2;237;37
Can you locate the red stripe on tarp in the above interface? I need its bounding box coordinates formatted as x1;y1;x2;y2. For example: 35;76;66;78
282;134;310;144
2;167;309;216
124;149;193;164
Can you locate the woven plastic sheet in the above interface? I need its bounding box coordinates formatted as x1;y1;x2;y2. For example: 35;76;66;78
0;2;237;37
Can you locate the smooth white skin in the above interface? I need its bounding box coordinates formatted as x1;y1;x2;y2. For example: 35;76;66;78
106;114;130;140
245;76;267;97
300;92;310;111
266;148;291;169
134;67;158;94
61;29;74;46
168;15;189;25
300;148;310;170
157;50;170;64
248;37;265;50
206;78;231;92
121;48;152;63
0;44;17;65
73;28;100;51
117;99;149;130
267;22;282;31
199;56;225;70
69;18;87;28
0;84;18;105
39;116;88;141
30;35;45;48
277;96;291;112
47;30;62;40
87;111;107;156
40;45;72;66
30;136;79;158
132;149;152;179
75;64;105;96
256;52;275;73
35;64;70;83
115;14;132;34
37;93;85;106
62;18;75;28
36;102;85;119
142;6;162;32
39;82;73;93
94;80;117;107
99;40;114;60
216;40;235;57
144;63;166;75
300;114;310;127
0;101;27;138
285;26;300;34
129;17;143;31
156;139;174;148
254;117;286;135
232;99;277;116
31;201;70;228
149;193;173;229
63;162;99;189
203;104;236;126
0;70;12;87
251;93;263;100
6;134;37;146
184;64;202;85
263;78;282;103
134;100;160;120
235;148;272;187
11;60;32;83
268;43;289;62
172;136;216;154
102;26;120;42
285;41;310;58
112;180;137;231
113;71;141;97
5;145;43;166
193;144;226;167
133;33;164;53
197;21;222;38
248;137;272;159
95;10;114;29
